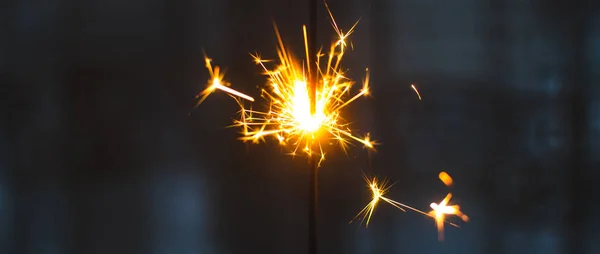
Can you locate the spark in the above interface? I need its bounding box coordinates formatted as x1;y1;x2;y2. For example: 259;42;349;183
232;6;374;165
411;84;422;100
351;176;430;228
352;174;463;230
438;171;453;186
196;55;255;106
428;172;469;241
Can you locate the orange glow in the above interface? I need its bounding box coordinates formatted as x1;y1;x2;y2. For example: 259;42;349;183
428;172;468;241
439;171;453;187
411;84;422;100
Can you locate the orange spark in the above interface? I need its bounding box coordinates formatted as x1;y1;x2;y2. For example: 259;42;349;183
428;172;468;241
352;176;433;228
196;55;254;105
411;84;422;100
439;171;453;187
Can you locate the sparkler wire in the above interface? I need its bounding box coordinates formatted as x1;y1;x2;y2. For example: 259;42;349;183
307;0;318;253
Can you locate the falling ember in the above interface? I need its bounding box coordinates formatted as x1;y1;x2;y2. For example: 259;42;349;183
196;55;255;106
411;84;422;100
230;7;375;165
439;171;453;187
428;172;469;241
351;176;432;228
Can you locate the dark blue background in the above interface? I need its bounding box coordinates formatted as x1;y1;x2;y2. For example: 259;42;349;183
1;0;599;253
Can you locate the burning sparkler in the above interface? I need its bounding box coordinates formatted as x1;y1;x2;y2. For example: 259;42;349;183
196;4;375;254
195;1;471;248
428;171;469;241
197;5;374;164
229;5;375;166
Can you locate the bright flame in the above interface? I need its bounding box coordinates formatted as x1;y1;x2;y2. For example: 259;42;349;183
197;55;254;105
290;80;325;132
232;6;374;165
428;172;469;241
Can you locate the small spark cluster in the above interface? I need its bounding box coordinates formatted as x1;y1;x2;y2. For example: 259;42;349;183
353;172;468;240
350;175;434;228
428;171;469;241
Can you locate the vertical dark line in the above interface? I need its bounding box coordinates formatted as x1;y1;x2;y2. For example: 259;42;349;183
64;0;83;251
1;0;18;252
308;1;318;254
482;0;508;253
308;156;318;254
564;0;588;253
56;1;74;253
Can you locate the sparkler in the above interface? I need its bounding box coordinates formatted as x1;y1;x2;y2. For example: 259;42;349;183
192;0;475;249
231;6;375;166
196;4;375;163
307;1;318;253
196;2;471;248
196;3;375;253
236;6;374;253
198;8;374;164
428;171;469;241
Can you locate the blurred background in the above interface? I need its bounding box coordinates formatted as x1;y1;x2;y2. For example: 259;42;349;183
1;0;599;253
